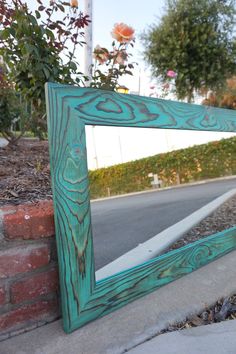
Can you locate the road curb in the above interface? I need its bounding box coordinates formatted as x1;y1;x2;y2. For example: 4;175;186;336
91;175;236;203
96;188;236;281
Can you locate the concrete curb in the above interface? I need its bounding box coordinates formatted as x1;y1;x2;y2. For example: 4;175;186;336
96;188;236;281
91;175;236;203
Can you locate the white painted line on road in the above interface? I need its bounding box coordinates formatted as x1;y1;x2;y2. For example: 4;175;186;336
96;188;236;281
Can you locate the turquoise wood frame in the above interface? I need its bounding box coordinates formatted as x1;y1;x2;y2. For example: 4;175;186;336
45;82;236;333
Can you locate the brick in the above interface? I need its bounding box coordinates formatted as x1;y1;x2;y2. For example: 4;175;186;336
2;200;55;240
0;298;58;331
0;244;50;278
0;286;6;305
11;268;59;304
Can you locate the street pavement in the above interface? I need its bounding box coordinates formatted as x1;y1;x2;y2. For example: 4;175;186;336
92;178;236;269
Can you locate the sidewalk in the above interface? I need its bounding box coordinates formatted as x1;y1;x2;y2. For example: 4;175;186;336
2;250;236;354
128;319;236;354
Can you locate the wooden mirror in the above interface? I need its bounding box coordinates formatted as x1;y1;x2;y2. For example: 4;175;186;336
46;82;236;333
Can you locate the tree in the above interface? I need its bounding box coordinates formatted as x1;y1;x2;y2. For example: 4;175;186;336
142;0;236;102
0;0;90;138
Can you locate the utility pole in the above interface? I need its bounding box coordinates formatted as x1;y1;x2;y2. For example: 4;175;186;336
84;0;93;83
84;0;97;169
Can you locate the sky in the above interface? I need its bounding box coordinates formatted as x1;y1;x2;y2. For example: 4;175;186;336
28;0;236;170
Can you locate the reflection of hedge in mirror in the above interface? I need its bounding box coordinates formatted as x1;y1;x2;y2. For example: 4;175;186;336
89;136;236;198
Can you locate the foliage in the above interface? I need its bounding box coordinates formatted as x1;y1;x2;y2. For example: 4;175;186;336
0;64;29;144
202;76;236;109
90;23;135;91
89;137;236;198
0;0;90;138
0;88;28;144
142;0;236;102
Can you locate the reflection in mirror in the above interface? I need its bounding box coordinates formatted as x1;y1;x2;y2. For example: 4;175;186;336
85;126;236;281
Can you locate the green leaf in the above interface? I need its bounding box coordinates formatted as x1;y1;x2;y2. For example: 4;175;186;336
0;29;11;40
43;67;50;79
35;10;41;19
28;14;38;26
69;61;77;71
57;4;65;12
45;28;55;40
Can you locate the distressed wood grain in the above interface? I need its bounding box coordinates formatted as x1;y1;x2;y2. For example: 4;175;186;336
46;84;95;331
76;226;236;330
45;82;236;333
47;83;236;132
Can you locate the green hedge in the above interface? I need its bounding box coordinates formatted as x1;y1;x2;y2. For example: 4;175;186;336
89;136;236;199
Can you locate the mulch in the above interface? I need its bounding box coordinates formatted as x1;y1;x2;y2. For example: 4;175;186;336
166;194;236;252
159;294;236;335
0;139;52;206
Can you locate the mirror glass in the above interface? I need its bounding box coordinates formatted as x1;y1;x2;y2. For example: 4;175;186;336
85;126;236;281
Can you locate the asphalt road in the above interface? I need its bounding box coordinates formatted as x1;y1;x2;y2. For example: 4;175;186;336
91;178;236;270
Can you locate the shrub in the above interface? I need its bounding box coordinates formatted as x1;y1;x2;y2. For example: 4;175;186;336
89;137;236;198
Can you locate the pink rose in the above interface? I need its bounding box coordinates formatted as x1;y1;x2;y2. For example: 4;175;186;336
167;70;177;78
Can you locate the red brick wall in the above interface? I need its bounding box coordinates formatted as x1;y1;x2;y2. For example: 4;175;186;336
0;200;60;341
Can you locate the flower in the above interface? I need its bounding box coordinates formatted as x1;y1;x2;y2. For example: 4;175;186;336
111;23;135;43
113;49;128;65
93;45;109;64
167;70;177;78
70;0;78;8
90;23;135;90
163;83;170;90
